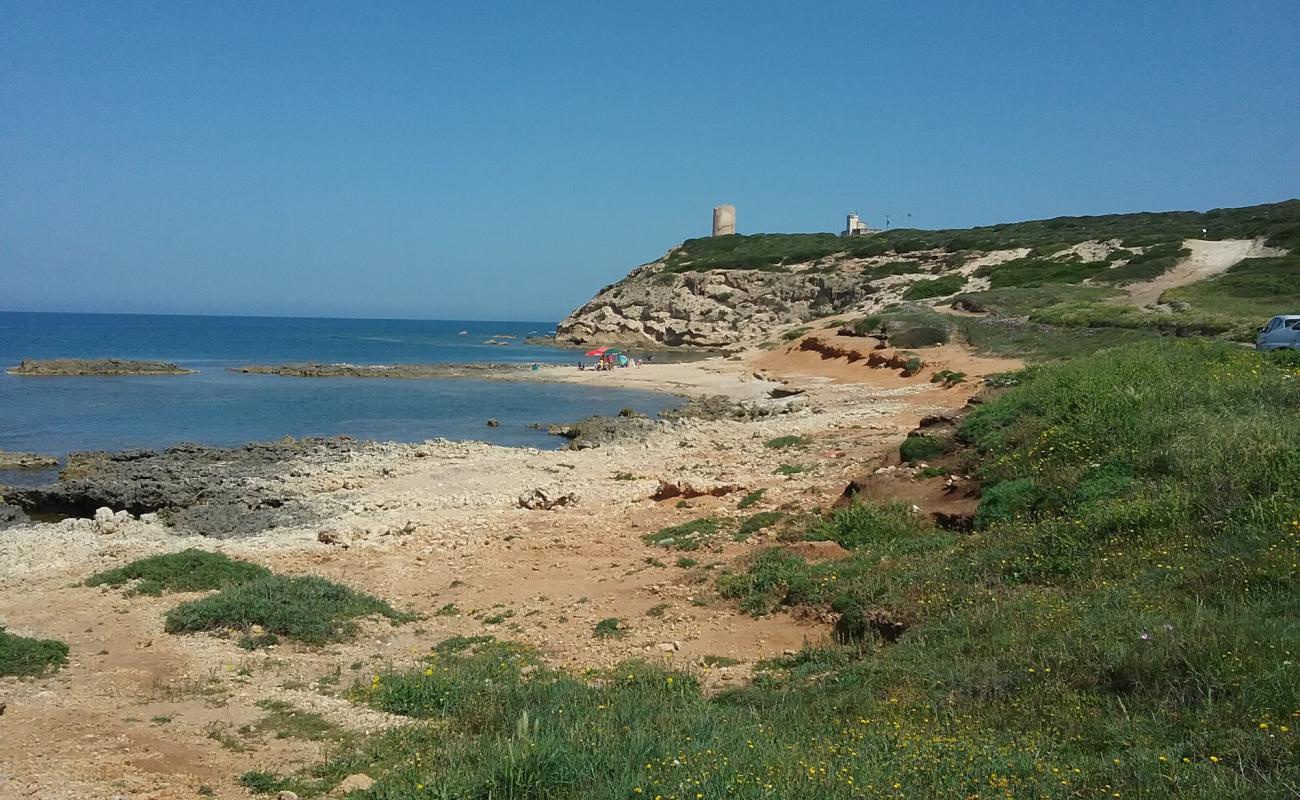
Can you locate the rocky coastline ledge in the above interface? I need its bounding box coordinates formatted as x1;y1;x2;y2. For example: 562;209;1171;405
0;449;59;469
7;358;194;376
230;362;534;379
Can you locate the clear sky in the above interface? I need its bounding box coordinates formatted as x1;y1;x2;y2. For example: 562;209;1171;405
2;1;1297;322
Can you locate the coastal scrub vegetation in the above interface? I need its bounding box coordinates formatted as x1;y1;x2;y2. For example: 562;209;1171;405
657;200;1298;274
0;627;69;677
900;274;965;300
164;575;415;647
85;549;271;596
239;341;1299;798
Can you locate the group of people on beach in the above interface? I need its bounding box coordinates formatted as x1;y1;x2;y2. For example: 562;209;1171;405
578;354;643;371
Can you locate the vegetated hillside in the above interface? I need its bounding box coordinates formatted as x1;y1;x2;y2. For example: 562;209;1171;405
556;199;1300;349
235;342;1300;799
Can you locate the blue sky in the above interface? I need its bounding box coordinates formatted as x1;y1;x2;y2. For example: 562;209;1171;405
2;1;1297;322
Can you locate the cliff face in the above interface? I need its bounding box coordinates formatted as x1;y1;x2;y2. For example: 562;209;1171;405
555;255;874;348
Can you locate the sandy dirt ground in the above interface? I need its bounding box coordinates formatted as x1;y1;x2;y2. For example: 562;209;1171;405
0;330;1019;799
1126;238;1284;307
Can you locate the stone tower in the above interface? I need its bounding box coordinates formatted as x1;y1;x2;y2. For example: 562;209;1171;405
712;204;736;237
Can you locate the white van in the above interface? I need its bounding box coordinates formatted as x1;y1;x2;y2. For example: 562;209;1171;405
1256;315;1300;351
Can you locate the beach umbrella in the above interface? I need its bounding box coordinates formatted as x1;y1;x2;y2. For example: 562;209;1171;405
585;346;609;356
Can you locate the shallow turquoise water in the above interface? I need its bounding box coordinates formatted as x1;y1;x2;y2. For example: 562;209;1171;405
0;312;676;459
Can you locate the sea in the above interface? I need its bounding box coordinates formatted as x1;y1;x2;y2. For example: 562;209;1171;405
0;312;677;481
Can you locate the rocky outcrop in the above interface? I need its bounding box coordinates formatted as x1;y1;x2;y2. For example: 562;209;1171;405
555;257;874;348
4;438;363;537
0;450;59;469
8;358;194;376
231;363;531;379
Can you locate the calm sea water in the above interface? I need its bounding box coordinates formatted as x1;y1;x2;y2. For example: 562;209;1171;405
0;312;676;467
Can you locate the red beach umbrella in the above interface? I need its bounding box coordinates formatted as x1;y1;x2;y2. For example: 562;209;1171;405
585;346;610;356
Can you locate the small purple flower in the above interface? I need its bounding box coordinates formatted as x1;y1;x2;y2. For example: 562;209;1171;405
1140;632;1151;641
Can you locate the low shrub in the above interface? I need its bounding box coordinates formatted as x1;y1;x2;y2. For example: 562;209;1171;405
0;627;68;677
85;549;271;596
899;434;944;462
737;489;765;509
780;327;811;341
807;502;931;551
641;518;721;550
861;260;923;281
764;435;811;449
164;575;414;646
735;511;783;539
901;275;965;300
593;618;628;639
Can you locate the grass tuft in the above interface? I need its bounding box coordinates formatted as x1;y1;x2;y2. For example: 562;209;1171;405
164;575;414;647
0;627;69;677
85;549;270;596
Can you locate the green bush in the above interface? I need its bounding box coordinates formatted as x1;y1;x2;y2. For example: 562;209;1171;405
593;618;628;639
85;549;271;596
0;627;68;677
807;502;931;551
164;575;413;646
902;275;965;300
899;435;944;462
737;489;765;509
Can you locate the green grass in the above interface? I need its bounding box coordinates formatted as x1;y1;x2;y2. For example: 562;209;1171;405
234;341;1300;799
164;575;414;647
764;434;811;449
773;464;805;476
780;326;811;341
735;511;784;540
641;518;721;550
85;549;271;596
737;489;765;509
901;274;965;300
0;627;69;677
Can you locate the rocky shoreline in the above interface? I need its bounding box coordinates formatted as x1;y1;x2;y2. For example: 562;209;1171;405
0;449;59;469
7;358;194;376
230;362;536;379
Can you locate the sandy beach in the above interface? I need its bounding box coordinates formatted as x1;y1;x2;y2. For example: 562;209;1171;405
0;326;1018;799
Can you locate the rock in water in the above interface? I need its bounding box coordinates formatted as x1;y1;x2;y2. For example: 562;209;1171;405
7;358;193;376
0;449;59;469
